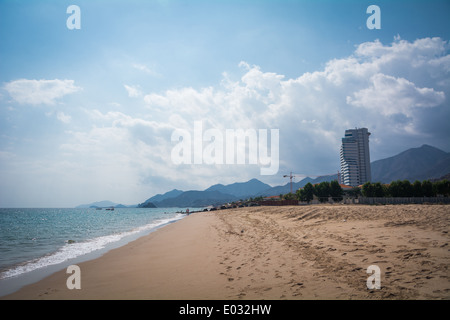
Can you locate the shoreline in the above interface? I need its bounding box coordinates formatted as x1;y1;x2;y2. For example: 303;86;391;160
2;210;225;300
2;204;449;300
0;212;186;297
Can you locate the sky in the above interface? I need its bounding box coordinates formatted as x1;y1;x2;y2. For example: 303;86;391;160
0;0;449;207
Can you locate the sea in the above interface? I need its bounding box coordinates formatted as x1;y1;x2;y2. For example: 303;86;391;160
0;207;195;297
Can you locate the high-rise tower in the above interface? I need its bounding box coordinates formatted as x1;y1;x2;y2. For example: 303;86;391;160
340;128;371;187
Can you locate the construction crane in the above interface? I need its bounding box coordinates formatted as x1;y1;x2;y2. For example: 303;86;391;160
283;171;341;194
283;172;297;194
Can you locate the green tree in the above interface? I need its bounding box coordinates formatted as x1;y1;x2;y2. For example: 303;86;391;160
283;193;295;200
389;180;414;197
400;180;413;197
388;180;401;197
412;180;423;197
347;187;361;198
330;180;343;201
314;181;330;203
434;180;450;197
296;182;314;203
382;184;389;197
362;182;374;197
443;180;450;196
372;182;385;197
443;180;450;197
422;180;434;197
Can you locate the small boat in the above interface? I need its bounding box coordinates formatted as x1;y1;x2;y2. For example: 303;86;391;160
105;207;115;211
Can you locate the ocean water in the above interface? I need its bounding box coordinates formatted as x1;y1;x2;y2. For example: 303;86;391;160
0;207;191;296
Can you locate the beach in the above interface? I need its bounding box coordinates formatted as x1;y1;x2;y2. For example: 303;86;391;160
2;204;449;300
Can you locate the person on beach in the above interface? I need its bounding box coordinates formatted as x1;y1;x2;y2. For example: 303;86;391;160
186;208;190;215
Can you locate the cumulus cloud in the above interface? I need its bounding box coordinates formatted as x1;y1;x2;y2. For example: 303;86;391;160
347;73;445;116
58;37;449;194
4;79;81;105
58;110;181;201
143;93;170;107
142;37;449;176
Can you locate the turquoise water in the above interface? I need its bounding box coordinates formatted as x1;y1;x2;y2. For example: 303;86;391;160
0;207;189;284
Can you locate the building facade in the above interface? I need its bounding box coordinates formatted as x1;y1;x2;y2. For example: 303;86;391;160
340;128;371;187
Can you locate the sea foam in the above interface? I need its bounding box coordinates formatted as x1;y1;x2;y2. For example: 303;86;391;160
0;214;184;280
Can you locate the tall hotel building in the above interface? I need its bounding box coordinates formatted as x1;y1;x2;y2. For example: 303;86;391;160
340;128;372;187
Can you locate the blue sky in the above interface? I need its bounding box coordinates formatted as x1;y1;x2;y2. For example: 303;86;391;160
1;0;449;207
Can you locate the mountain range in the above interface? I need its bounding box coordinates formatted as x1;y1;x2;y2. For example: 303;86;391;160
140;174;342;208
371;144;450;183
75;200;136;209
78;144;450;208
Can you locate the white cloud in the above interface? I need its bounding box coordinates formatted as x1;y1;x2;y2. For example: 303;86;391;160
143;93;170;107
355;37;447;62
4;79;81;105
58;110;180;202
124;84;142;98
139;37;450;178
56;111;72;124
347;73;445;116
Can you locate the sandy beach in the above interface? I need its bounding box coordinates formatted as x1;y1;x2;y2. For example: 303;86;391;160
2;204;449;300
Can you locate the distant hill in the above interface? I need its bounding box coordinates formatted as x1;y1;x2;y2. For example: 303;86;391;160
371;144;450;183
138;189;183;208
151;176;340;207
142;189;184;204
137;201;157;208
149;179;274;208
75;200;136;208
419;154;450;181
205;178;272;199
430;172;450;182
147;178;275;208
255;175;339;197
154;190;237;208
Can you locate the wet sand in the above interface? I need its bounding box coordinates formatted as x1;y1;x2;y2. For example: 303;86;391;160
2;205;449;300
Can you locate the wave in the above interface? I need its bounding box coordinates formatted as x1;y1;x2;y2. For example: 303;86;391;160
0;214;184;280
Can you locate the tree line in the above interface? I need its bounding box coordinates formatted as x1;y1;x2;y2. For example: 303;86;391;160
284;179;450;203
292;180;343;203
361;179;450;198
